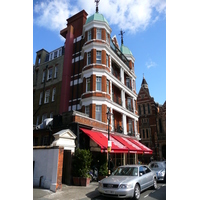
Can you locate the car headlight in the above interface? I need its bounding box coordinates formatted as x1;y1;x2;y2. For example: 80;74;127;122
98;182;103;187
119;184;133;189
158;169;165;176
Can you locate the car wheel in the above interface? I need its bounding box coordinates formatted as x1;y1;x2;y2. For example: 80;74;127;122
152;178;157;190
133;184;140;200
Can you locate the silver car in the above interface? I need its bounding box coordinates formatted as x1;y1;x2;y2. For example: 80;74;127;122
148;161;166;182
98;165;157;199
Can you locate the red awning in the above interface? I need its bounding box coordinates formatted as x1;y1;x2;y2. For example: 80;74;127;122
80;128;129;153
111;134;144;154
127;138;153;154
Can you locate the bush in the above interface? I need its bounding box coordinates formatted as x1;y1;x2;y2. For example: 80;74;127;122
72;148;92;178
99;162;108;176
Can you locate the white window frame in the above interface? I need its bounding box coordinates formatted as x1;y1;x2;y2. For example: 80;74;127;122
128;119;133;133
96;28;101;39
106;54;109;67
87;52;91;65
39;92;43;105
106;80;109;93
86;78;90;92
52;88;56;101
42;71;46;82
54;66;58;78
96;51;101;64
85;105;90;116
54;51;57;58
44;90;50;104
47;68;52;80
88;29;92;41
59;48;62;56
96;105;102;121
96;76;101;91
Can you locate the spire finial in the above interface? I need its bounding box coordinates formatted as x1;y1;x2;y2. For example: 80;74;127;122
94;0;100;13
119;29;125;45
143;73;144;78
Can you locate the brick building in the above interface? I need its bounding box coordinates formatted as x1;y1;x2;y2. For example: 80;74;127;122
137;76;166;163
33;5;153;187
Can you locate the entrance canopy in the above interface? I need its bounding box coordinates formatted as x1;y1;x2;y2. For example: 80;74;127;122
80;128;152;154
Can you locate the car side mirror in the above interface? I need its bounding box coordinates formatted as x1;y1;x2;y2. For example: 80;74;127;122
139;173;143;176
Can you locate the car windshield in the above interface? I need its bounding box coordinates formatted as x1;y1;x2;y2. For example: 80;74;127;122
113;167;138;176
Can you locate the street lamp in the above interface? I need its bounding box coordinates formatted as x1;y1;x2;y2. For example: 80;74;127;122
106;108;112;175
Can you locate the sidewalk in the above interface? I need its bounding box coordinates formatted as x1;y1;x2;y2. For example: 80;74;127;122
33;182;100;200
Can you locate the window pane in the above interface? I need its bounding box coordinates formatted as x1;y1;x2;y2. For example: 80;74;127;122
87;52;91;65
96;77;101;91
97;29;101;39
96;51;101;64
96;105;102;121
86;78;90;92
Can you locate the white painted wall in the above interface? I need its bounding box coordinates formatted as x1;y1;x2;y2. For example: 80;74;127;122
33;148;59;192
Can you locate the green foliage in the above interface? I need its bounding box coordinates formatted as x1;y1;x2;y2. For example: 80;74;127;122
72;148;92;178
99;162;108;176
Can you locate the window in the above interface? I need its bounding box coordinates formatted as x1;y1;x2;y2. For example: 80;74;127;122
106;32;109;43
146;129;149;138
96;76;101;91
42;71;46;82
106;54;109;67
148;103;150;114
86;78;90;92
52;88;56;101
50;53;53;60
44;90;50;103
54;51;57;58
143;129;145;138
128;119;132;133
42;113;47;122
54;66;58;78
138;105;141;115
50;112;53;118
106;80;109;93
47;68;52;80
126;78;130;88
127;98;132;110
87;52;91;65
96;105;102;121
88;29;92;40
96;51;101;64
143;104;146;114
96;28;101;39
36;116;40;126
59;49;62;56
85;105;90;116
39;92;43;105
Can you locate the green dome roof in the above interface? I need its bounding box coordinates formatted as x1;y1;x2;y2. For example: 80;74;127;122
86;13;109;25
120;44;132;55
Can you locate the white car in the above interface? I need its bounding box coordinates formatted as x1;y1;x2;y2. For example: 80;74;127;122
98;165;157;200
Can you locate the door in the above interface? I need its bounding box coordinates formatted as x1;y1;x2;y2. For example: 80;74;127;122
62;150;72;185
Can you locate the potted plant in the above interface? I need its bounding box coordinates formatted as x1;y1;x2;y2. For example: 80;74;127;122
72;148;92;186
98;162;108;180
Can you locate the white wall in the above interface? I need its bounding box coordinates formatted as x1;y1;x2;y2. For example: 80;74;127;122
33;148;59;192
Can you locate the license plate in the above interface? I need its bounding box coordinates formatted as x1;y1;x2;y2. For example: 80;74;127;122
105;190;115;194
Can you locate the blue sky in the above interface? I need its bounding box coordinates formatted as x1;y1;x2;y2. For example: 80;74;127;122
33;0;166;105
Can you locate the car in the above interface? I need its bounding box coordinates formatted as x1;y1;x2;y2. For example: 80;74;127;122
148;161;166;182
98;165;157;200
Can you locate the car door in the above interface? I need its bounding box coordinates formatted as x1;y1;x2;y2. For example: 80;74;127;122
139;166;147;191
143;166;153;188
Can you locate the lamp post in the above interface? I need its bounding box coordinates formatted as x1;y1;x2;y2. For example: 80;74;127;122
106;108;112;175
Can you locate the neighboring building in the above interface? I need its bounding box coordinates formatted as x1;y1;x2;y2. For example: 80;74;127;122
137;76;166;163
33;4;153;187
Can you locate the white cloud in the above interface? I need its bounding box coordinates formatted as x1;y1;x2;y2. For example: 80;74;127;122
146;59;157;69
33;0;166;34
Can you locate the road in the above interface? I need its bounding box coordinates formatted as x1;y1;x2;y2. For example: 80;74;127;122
91;182;166;200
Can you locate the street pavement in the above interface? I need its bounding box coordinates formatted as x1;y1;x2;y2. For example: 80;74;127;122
33;182;100;200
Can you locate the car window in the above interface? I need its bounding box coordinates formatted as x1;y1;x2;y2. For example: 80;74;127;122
139;166;145;175
113;167;138;176
143;166;151;174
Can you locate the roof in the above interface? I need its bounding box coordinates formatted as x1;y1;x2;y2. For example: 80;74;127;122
142;77;148;85
86;12;109;25
120;44;132;55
